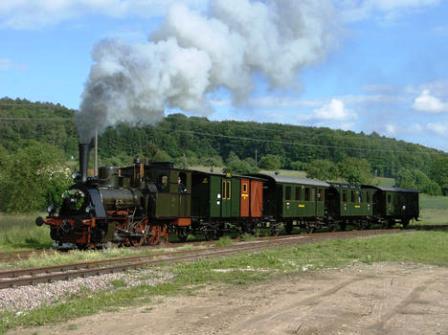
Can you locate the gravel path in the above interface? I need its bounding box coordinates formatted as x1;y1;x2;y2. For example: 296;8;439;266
0;268;173;312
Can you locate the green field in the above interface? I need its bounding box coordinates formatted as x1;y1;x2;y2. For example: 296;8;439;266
0;214;52;251
418;194;448;225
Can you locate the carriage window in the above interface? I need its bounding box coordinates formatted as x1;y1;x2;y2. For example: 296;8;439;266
222;181;227;199
222;180;231;200
387;194;392;203
305;188;311;201
351;191;355;203
242;183;248;193
157;175;169;192
342;191;347;202
295;187;301;201
358;191;363;203
318;189;325;201
285;186;292;201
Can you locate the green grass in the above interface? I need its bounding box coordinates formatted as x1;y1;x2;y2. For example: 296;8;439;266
215;236;233;247
0;244;204;270
417;194;448;225
0;214;52;251
373;176;396;187
1;231;448;334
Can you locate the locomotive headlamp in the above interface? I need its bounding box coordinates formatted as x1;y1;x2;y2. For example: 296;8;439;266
47;204;55;215
85;205;94;214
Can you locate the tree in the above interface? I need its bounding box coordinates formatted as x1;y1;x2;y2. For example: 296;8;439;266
305;159;338;181
225;152;259;174
338;158;373;184
430;157;448;194
0;142;72;212
259;154;282;170
396;168;442;195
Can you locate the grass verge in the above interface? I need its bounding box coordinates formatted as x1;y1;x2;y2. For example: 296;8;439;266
1;231;448;334
0;214;52;251
417;194;448;225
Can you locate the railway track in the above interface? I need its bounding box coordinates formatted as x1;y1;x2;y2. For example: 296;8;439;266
0;229;403;290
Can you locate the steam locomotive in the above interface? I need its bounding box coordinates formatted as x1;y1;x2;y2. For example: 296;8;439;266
36;143;420;249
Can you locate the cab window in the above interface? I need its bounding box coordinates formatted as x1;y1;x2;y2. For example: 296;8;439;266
157;175;169;192
351;191;355;203
342;191;347;202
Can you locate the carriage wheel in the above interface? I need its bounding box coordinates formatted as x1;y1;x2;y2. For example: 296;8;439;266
402;218;410;229
176;227;188;242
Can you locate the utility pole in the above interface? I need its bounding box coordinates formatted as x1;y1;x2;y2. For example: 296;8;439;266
255;149;258;167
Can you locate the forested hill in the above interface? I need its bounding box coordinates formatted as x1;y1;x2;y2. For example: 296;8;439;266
2;97;448;194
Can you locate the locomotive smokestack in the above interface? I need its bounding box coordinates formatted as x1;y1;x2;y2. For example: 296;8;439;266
79;142;91;183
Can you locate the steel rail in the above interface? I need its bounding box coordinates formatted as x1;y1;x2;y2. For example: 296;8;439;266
0;229;403;289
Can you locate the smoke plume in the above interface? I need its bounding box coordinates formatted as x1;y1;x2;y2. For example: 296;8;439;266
77;0;338;143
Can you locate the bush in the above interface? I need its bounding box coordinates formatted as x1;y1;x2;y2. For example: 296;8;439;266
0;142;72;212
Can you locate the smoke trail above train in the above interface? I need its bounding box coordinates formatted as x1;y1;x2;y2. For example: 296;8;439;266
76;0;340;143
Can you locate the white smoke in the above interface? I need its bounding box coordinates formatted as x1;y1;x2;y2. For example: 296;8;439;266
77;0;339;143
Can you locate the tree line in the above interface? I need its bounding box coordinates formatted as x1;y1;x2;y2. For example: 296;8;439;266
1;97;448;212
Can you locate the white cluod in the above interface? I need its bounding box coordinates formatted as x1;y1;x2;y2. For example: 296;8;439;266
77;0;338;143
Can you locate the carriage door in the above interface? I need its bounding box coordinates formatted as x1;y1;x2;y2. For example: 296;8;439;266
177;172;191;218
221;178;232;217
240;179;250;217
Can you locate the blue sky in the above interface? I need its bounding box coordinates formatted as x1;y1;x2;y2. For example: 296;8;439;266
0;1;448;150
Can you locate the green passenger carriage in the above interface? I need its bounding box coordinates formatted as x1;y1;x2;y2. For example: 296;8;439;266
372;186;419;227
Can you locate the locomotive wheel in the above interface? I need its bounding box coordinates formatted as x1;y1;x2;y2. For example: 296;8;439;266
132;221;151;246
148;225;169;245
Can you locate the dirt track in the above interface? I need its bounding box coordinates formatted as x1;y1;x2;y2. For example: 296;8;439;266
10;262;448;335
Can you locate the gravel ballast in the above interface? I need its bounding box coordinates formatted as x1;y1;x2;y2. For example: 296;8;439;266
0;269;174;312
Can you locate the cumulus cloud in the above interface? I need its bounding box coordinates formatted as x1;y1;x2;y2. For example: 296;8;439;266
313;99;355;120
0;0;208;29
413;89;448;113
